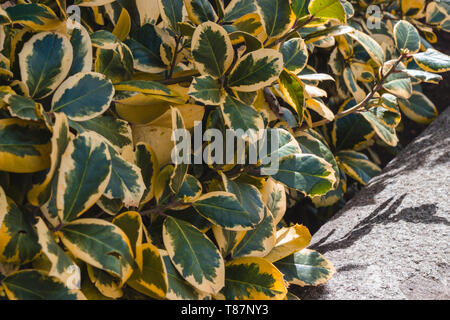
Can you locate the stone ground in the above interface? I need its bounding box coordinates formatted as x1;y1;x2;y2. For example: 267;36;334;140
295;107;450;300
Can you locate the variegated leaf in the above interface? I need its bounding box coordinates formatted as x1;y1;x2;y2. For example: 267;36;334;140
35;218;80;287
56;132;112;222
128;243;168;299
274;249;335;286
2;270;85;300
19;32;73;99
52;72;114;122
217;257;287;300
255;0;295;39
191;21;233;79
399;91;438;124
58;218;134;282
28;113;70;207
0;118;51;173
336;150;381;185
160;250;209;300
264;224;311;262
221;95;264;133
281;38;309;74
193;191;262;231
228;49;283;92
0;197;41;265
162;217;225;294
6;4;61;31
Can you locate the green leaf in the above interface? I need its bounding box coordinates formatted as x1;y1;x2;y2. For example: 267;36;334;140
35;217;80;286
169;107;189;194
394;20;420;54
59;218;134;282
114;80;179;97
228;49;283;92
125;24;166;73
6;94;40;121
361;109;399;147
128;243;168;299
135;142;159;205
295;130;340;181
189;76;224;105
193;191;262;231
86;265;123;299
56;132;112;222
2;270;85;300
347;30;385;66
413;49;450;73
258;128;302;167
292;0;310;18
162;217;225;294
255;0;295;39
231;208;276;258
103;145;145;208
303;25;354;43
52;72;115;122
173;174;203;206
261;178;286;225
212;225;245;258
95;44;134;83
68;24;93;77
336;150;381;185
278;70;305;125
6;4;61;31
97;196;123;216
308;0;346;23
191;21;234;79
158;0;184;32
222;174;265;227
0;118;51;173
404;69;443;84
274;249;335;286
382;71;412;100
281;38;309;74
90;30;121;50
161;250;208;300
112;211;143;257
332;99;374;151
19;32;73;99
0;197;41;264
229;31;263;52
398;91;438;124
217;257;287;300
224;0;257;22
343;66;366;102
268;154;336;196
68;115;133;153
221;95;264;133
184;0;218;25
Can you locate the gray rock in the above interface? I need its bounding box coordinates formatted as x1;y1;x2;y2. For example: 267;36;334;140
297;107;450;300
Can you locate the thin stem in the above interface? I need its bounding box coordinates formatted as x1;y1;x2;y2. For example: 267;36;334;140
263;87;283;116
168;36;183;79
268;15;317;48
140;200;192;217
158;73;200;85
298;52;409;130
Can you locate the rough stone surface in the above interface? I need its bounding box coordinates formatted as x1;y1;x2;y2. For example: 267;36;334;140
297;107;450;300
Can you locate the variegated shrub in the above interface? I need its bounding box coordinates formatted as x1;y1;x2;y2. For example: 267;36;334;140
0;0;449;300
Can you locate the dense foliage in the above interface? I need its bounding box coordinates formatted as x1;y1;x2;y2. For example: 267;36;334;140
0;0;449;300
